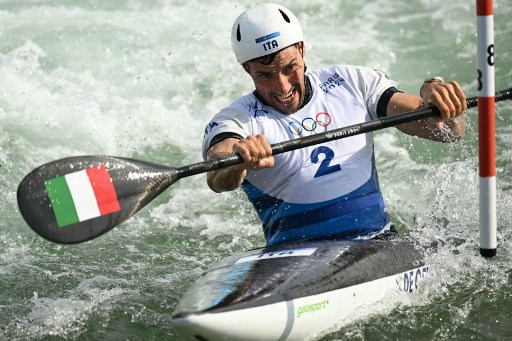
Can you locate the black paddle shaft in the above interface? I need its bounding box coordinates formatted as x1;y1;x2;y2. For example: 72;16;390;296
17;87;512;243
175;87;512;180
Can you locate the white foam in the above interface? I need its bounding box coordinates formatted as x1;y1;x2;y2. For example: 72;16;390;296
1;0;512;339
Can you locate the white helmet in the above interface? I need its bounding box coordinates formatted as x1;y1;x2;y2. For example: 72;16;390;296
231;3;304;64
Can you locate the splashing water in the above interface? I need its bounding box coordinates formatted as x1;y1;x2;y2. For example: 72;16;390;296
1;0;511;339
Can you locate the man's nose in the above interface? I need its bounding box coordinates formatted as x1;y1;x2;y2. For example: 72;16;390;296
275;73;292;94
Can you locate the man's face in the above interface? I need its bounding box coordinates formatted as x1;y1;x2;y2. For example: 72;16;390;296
245;43;306;114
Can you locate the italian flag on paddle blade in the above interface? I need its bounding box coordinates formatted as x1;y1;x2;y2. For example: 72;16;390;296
44;165;121;227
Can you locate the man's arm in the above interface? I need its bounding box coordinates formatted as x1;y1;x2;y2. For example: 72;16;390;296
386;80;467;142
206;134;274;192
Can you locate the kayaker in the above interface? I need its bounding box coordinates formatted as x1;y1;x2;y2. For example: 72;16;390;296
202;3;466;246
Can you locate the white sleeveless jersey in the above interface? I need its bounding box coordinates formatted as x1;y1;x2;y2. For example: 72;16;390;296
202;65;396;246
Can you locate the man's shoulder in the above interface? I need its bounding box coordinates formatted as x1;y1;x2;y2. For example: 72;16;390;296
308;64;380;78
310;65;394;95
307;64;374;84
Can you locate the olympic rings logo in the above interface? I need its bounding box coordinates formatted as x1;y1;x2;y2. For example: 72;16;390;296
288;112;332;136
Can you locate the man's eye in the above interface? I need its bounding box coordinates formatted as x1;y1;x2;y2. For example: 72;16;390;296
286;64;296;73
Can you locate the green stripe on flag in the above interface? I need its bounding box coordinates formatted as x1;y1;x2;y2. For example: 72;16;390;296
45;176;79;227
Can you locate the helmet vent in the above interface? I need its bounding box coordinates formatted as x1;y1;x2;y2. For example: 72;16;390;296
279;9;290;23
236;24;241;42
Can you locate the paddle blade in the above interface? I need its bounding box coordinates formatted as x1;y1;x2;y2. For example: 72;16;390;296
17;156;178;244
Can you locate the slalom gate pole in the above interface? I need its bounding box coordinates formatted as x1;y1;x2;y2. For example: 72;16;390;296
476;0;497;258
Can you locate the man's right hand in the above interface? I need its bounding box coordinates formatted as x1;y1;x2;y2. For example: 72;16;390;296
232;134;275;170
206;134;274;192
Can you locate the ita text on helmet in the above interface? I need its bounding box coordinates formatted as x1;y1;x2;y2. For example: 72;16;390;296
231;3;304;64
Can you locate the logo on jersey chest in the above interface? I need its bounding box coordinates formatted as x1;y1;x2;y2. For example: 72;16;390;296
248;100;269;118
319;72;345;94
288;112;332;136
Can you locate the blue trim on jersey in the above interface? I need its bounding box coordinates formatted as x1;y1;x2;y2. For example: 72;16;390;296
267;203;390;246
265;192;382;233
243;183;283;211
241;172;390;247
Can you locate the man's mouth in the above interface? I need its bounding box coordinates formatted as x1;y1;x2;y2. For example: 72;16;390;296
275;88;295;103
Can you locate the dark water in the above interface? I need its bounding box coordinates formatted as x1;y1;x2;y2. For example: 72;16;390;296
1;0;511;339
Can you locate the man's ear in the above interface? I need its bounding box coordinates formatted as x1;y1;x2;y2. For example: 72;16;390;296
242;63;251;74
298;41;306;58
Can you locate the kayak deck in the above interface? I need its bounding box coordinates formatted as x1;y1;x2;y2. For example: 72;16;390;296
171;238;428;340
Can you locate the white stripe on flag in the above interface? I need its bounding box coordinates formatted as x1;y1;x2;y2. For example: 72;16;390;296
65;170;100;222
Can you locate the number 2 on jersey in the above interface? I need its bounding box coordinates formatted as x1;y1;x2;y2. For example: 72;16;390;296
311;146;341;178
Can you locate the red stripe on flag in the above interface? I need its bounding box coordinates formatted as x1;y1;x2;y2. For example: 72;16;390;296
86;166;121;215
478;96;496;177
476;0;493;16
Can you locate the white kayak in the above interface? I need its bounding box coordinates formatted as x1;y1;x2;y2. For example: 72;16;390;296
171;238;428;341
